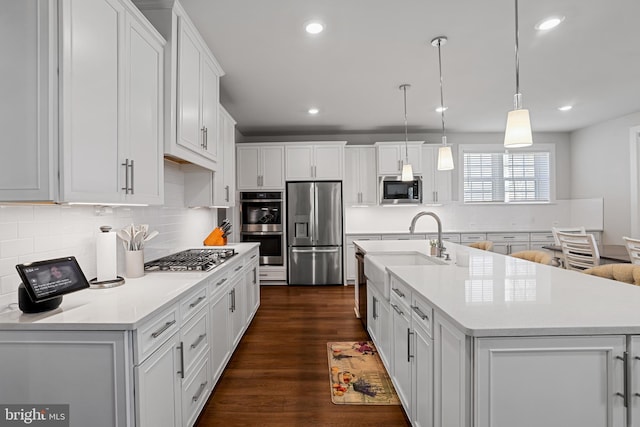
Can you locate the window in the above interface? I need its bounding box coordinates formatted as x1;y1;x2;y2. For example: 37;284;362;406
463;148;551;203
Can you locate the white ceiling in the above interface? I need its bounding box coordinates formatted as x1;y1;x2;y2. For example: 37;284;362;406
181;0;640;137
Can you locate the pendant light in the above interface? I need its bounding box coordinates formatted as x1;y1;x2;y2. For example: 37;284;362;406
431;36;454;171
504;0;533;148
399;84;414;181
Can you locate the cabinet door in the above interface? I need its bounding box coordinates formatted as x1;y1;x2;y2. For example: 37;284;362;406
314;145;343;180
377;295;392;372
346;244;356;282
476;335;626;427
391;300;412;410
378;146;402;175
209;289;231;385
406;144;423;175
260;146;285;189
434;314;468;427
422;146;451;204
344;148;361;205
286;145;314;180
237;146;260;189
60;0;124;203
177;17;202;153
126;13;163;204
359;147;378;204
630;336;640;426
0;0;55;201
412;325;433;427
245;257;260;319
229;276;246;349
135;332;182;427
221;108;236;206
201;55;219;161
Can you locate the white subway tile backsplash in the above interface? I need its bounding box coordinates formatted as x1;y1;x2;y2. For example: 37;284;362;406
0;223;18;240
0;239;34;259
0;161;218;297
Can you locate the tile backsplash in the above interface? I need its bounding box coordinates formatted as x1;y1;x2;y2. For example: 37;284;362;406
0;161;218;296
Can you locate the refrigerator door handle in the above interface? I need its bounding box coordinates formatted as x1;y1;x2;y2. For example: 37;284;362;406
313;183;319;245
290;247;340;254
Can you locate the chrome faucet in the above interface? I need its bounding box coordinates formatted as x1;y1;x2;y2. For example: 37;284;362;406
409;211;445;257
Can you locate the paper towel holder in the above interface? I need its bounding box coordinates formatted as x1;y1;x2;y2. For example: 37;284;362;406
90;225;125;289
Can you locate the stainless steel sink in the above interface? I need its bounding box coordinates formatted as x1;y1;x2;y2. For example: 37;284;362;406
364;251;447;299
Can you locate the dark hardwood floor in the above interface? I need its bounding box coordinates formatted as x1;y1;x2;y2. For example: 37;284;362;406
196;285;411;427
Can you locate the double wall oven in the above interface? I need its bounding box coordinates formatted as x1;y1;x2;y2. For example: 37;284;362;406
240;192;284;266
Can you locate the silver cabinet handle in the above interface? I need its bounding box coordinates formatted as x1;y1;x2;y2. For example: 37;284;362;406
391;304;403;316
192;381;208;402
253;268;257;284
616;353;629;407
372;295;378;319
408;329;414;362
234;265;243;272
189;296;206;309
411;305;429;321
177;342;184;378
225;185;230;202
215;277;227;287
201;127;206;149
190;333;206;349
250;254;257;260
121;159;134;194
392;288;405;298
151;320;176;338
204;127;208;150
129;159;134;194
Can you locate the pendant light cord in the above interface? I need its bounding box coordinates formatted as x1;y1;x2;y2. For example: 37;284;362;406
402;84;409;162
437;39;446;143
514;0;521;109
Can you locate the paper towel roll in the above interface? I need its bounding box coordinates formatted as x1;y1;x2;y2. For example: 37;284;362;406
97;226;117;282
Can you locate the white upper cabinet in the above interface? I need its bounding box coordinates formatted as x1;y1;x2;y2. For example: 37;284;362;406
285;143;345;181
376;141;423;176
216;106;237;207
421;145;452;204
0;0;56;201
1;0;164;204
136;0;223;171
344;146;377;205
236;145;285;190
59;0;164;204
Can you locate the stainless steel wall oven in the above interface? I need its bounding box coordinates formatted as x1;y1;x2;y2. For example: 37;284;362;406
240;192;284;266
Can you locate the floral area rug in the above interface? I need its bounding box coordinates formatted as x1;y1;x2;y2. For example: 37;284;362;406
327;341;400;405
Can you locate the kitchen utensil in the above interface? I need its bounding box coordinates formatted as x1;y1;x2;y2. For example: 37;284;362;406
143;230;159;242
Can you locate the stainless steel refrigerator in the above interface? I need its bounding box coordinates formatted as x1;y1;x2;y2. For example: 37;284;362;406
287;181;343;285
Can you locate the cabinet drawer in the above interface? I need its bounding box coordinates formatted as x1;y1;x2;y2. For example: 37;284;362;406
180;284;208;323
182;355;211;427
389;276;411;307
411;294;433;338
135;303;180;364
460;233;487;243
381;234;426;240
258;268;286;281
346;234;381;245
529;232;555;242
181;307;209;376
427;233;461;243
209;269;230;299
228;258;245;278
486;232;529;242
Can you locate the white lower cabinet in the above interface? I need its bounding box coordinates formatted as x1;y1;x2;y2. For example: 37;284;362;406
367;282;392;370
630;336;640;426
391;292;412;410
209;274;231;385
476;335;626;427
412;318;433;427
136;331;183;427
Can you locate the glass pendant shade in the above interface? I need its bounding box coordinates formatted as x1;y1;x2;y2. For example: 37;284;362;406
437;145;454;171
504;108;533;148
401;163;414;181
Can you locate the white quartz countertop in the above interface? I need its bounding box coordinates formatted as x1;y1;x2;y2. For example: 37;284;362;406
0;243;259;331
355;240;640;337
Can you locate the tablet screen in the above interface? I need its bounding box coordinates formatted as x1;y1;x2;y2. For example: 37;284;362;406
16;257;90;302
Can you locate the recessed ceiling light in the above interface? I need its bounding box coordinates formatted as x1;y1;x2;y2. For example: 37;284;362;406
435;106;448;113
308;108;319;115
535;16;565;31
558;105;573;111
305;21;324;34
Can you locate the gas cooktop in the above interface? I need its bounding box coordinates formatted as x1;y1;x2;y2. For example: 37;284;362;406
144;248;236;272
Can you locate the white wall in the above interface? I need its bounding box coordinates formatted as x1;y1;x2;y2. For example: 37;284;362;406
0;161;218;297
570;111;640;244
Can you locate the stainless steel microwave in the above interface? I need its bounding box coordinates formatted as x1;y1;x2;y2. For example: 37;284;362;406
380;176;422;204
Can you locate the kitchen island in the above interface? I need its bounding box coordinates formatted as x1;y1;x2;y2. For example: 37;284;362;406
0;243;259;427
355;239;640;427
